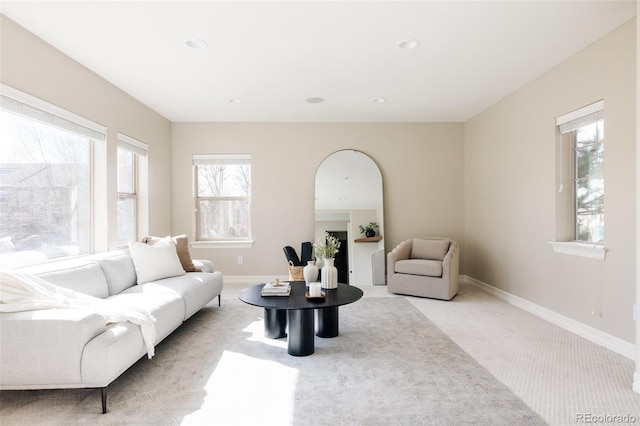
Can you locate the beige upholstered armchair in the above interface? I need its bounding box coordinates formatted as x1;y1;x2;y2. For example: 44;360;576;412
387;238;459;300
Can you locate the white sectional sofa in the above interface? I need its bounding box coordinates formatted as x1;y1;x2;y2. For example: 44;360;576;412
0;247;223;413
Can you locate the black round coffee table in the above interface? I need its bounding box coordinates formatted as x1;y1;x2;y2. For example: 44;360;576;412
238;281;363;356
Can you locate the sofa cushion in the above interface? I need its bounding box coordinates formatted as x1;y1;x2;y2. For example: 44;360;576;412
107;292;185;344
128;240;185;285
411;239;450;261
34;262;109;299
122;272;222;320
142;235;202;272
93;251;137;295
395;259;443;277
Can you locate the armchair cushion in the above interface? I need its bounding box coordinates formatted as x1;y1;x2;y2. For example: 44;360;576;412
411;238;450;261
395;259;443;277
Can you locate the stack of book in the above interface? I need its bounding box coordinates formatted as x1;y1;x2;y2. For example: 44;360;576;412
261;280;291;296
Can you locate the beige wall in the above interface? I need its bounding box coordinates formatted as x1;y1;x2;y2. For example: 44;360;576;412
465;19;637;343
172;123;465;277
4;10;636;347
635;0;640;392
0;15;173;249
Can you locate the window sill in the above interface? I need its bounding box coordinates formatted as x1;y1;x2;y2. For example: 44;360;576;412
549;241;607;260
192;240;254;249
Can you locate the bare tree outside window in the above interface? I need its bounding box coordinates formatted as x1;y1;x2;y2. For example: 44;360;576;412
556;101;605;246
574;119;604;243
0;109;92;267
195;156;251;240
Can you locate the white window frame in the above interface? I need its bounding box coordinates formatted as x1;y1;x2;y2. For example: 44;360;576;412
116;133;148;247
550;100;607;260
192;154;253;249
1;84;106;141
0;84;106;265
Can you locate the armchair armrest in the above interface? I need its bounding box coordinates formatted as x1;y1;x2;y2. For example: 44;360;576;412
387;239;412;280
441;240;459;283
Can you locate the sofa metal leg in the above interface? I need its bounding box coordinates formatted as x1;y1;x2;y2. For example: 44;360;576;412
101;387;107;414
218;294;221;306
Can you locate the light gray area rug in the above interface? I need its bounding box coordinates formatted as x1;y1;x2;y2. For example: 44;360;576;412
1;297;546;425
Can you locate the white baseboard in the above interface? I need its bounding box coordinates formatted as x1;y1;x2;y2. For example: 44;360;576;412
223;275;289;285
461;275;635;360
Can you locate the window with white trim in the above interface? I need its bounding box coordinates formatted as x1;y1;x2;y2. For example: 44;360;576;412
556;100;604;244
117;133;148;246
0;85;105;267
193;154;251;241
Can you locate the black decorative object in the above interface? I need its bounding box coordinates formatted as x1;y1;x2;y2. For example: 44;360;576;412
359;222;379;238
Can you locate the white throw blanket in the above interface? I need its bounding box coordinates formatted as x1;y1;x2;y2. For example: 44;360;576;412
0;270;156;359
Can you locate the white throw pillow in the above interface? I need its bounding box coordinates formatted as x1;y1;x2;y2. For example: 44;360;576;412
128;239;186;284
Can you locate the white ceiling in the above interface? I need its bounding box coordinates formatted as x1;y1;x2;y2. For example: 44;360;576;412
1;1;636;123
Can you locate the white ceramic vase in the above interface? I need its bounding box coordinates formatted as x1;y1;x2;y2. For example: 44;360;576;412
321;257;338;289
303;260;319;285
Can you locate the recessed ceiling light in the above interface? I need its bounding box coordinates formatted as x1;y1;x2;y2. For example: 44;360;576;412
372;97;387;103
305;97;324;104
397;39;420;50
228;98;243;104
186;38;208;49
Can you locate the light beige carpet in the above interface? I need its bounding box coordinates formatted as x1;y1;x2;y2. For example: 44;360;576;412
406;282;640;425
0;297;545;425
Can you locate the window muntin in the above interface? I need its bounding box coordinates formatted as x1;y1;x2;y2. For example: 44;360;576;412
0;108;93;266
194;155;251;241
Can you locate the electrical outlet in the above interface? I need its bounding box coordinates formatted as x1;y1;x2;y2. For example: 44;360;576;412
237;256;243;265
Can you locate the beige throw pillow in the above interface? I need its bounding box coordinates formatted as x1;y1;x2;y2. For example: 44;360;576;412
142;235;202;272
411;239;450;261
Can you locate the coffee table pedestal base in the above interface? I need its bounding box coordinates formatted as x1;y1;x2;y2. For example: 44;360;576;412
315;306;339;338
287;309;315;356
264;308;287;339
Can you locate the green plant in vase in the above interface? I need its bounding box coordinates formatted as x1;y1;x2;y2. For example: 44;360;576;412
313;232;341;259
313;232;341;289
358;222;379;238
